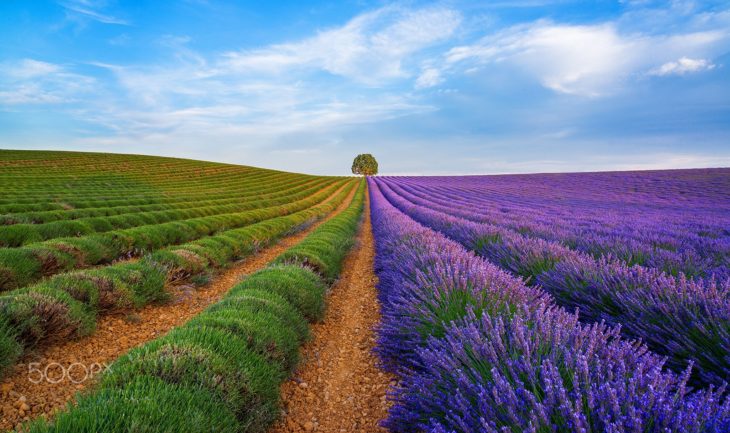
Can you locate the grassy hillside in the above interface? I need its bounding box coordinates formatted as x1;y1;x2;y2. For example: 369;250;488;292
0;150;313;213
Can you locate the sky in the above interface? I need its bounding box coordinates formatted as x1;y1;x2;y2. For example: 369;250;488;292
0;0;728;175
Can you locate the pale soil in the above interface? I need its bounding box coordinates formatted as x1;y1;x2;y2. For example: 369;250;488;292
0;183;356;432
270;193;393;433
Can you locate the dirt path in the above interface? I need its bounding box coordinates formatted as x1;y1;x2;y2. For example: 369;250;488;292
0;183;357;432
270;193;393;433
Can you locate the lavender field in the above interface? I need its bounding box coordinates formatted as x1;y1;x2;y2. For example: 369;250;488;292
4;0;730;431
368;169;730;432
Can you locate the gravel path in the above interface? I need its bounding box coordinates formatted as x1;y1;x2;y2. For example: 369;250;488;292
0;184;356;432
270;194;393;433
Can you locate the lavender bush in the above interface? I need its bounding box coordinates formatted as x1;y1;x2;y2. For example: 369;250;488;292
393;308;730;433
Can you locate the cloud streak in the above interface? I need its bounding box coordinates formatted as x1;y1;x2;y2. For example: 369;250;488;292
59;0;130;25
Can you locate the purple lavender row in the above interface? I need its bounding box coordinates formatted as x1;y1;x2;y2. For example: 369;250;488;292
368;179;730;433
375;178;730;386
388;176;728;265
391;177;730;281
391;170;730;252
392;168;730;215
387;174;729;238
379;177;728;288
384;176;730;281
398;180;729;283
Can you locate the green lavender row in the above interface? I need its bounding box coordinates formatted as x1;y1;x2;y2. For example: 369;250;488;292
0;180;357;378
0;168;306;207
0;178;335;247
0;181;345;291
0;177;327;225
0;172;311;214
21;180;366;433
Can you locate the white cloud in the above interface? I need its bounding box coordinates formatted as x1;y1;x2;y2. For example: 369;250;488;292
444;20;728;96
5;3;729;175
649;57;716;76
76;95;431;137
5;59;62;79
84;5;462;112
222;6;461;85
65;5;455;147
415;68;443;89
62;96;435;175
0;84;66;105
0;59;96;105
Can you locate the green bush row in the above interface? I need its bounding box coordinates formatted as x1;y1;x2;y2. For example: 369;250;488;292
0;172;287;210
0;166;268;192
0;181;345;291
0;172;320;215
0;177;329;225
148;181;358;283
0;158;274;186
0;169;307;206
22;180;365;433
0;180;357;379
273;179;367;282
0;179;334;246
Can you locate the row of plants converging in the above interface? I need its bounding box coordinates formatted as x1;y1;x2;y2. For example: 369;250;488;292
383;173;730;281
20;179;366;432
0;177;328;225
0;172;319;219
0;178;336;247
0;167;282;200
0;169;300;213
384;176;729;289
375;178;730;387
0;180;358;379
368;179;730;433
0;180;346;291
382;177;730;385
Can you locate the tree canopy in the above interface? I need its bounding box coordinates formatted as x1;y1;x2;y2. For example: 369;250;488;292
351;154;378;176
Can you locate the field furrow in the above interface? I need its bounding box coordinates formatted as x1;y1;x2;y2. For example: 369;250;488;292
270;190;392;433
0;177;329;225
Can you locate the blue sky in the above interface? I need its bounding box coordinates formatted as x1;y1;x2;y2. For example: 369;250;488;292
0;0;728;175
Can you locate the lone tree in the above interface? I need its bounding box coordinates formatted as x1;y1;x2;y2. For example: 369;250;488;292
351;154;378;176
